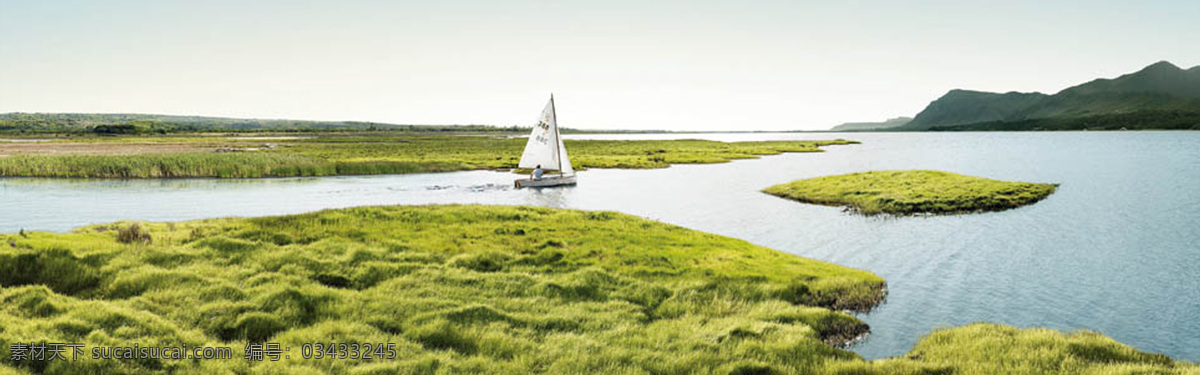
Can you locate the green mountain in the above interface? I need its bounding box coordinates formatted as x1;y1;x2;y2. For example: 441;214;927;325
1059;61;1200;98
928;110;1200;131
829;116;912;131
900;90;1047;130
898;61;1200;131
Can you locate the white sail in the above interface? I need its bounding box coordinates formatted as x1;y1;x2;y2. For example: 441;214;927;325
556;127;574;175
518;97;572;174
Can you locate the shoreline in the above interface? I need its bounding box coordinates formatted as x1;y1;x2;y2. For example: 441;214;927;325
0;136;859;179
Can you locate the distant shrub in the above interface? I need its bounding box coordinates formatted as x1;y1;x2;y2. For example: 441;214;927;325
92;123;150;134
117;223;151;244
187;227;206;242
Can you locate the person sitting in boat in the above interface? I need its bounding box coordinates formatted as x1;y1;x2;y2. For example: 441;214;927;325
532;164;544;181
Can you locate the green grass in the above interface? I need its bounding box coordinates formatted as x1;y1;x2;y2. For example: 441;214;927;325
0;205;1190;374
763;170;1058;215
871;323;1199;375
0;205;883;374
0;135;857;178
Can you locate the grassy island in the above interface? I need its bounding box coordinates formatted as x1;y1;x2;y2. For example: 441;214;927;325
0;205;1190;374
0;135;856;179
763;170;1058;215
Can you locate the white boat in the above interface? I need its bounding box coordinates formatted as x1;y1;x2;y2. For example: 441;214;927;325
515;95;577;189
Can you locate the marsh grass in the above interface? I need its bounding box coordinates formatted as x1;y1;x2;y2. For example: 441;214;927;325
869;323;1198;375
0;135;857;178
0;205;1189;374
0;205;883;374
763;170;1058;215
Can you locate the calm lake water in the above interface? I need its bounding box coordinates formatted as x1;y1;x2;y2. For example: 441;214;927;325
3;132;1199;361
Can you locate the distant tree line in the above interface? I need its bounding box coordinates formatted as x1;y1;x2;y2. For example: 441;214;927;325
0;113;531;134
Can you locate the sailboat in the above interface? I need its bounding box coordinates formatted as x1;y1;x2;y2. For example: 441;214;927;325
514;95;577;188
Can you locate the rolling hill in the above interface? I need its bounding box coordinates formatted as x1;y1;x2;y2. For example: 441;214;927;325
830;116;912;131
901;90;1048;130
1059;61;1200;99
897;61;1200;131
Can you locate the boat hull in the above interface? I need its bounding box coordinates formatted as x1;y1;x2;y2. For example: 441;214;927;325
515;175;577;189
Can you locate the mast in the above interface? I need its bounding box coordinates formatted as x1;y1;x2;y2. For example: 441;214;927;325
551;94;565;175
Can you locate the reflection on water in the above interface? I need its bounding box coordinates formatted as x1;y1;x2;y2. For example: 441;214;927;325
3;132;1200;361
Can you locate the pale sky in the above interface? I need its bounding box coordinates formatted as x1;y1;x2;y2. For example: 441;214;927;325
2;0;1198;131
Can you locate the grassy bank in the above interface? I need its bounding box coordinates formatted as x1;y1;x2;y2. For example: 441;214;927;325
0;205;883;374
0;205;1191;374
0;135;856;178
873;323;1197;374
763;170;1058;215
